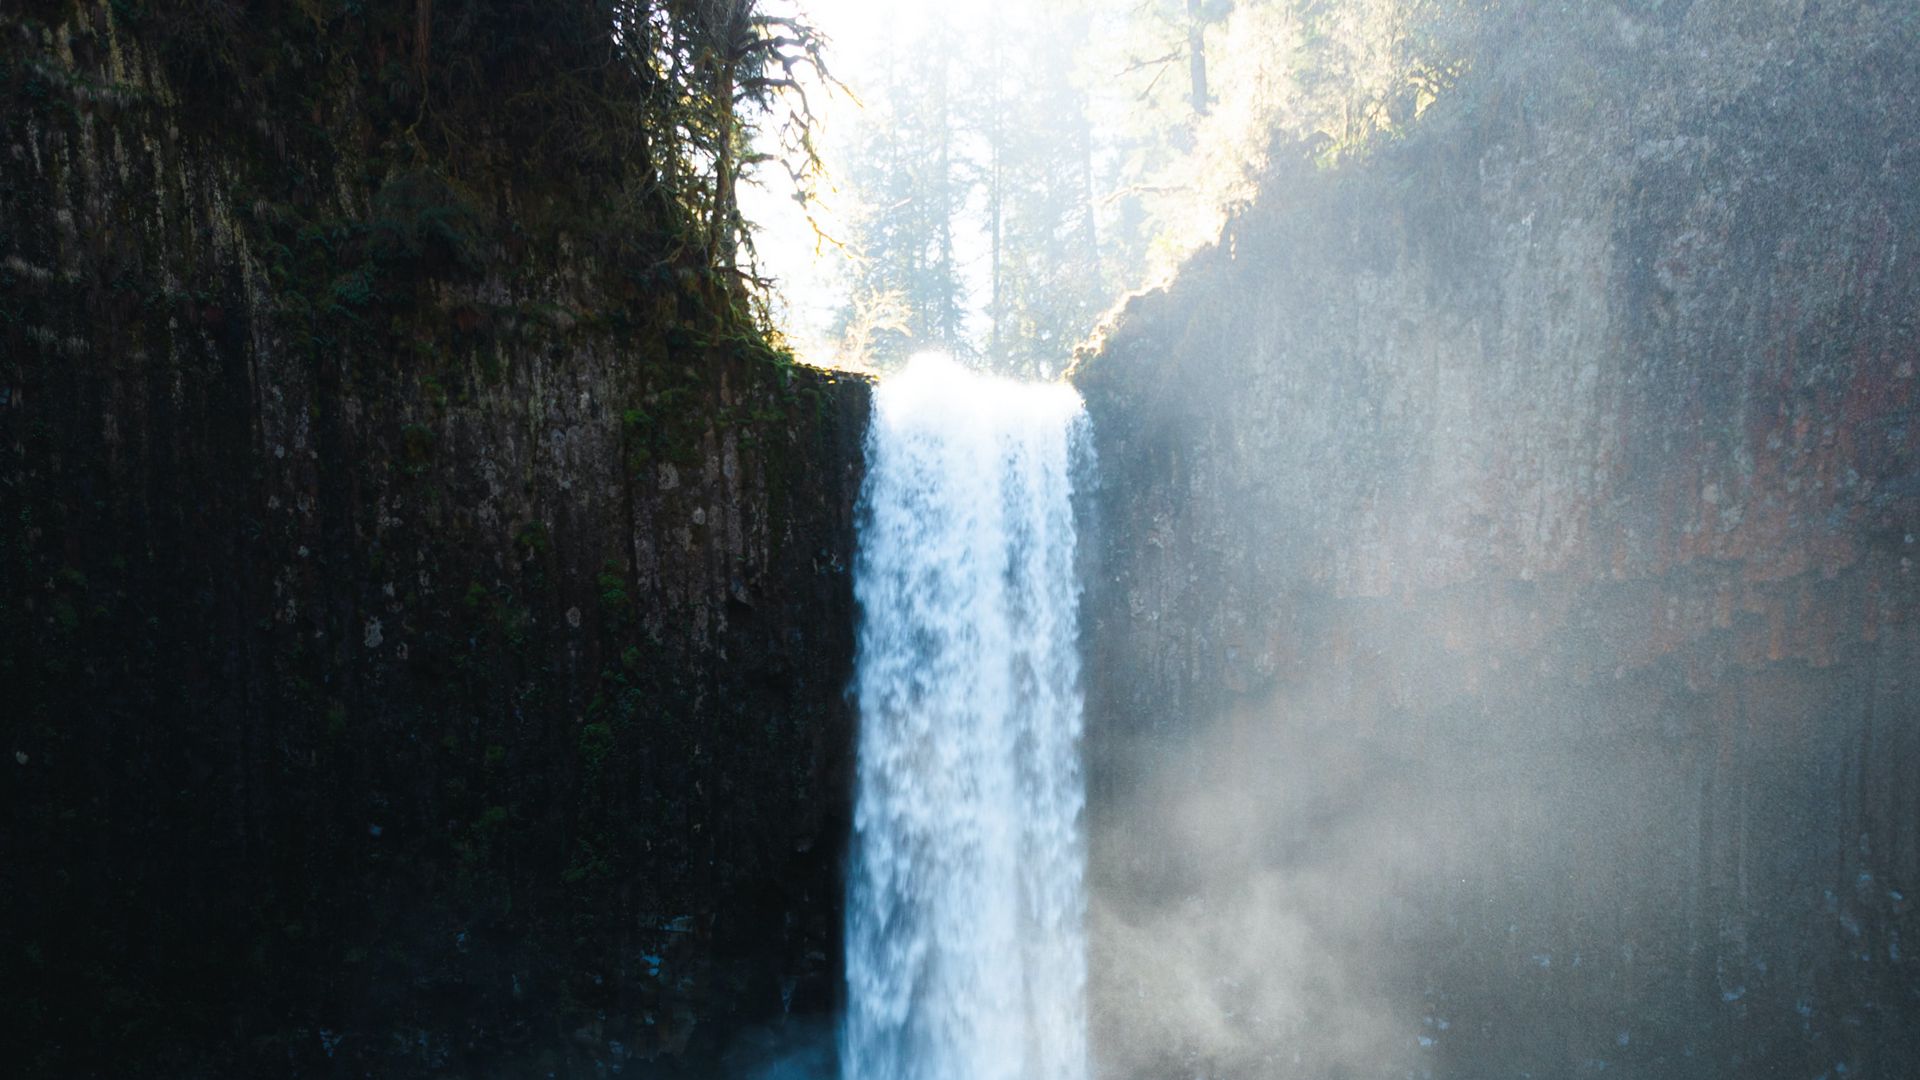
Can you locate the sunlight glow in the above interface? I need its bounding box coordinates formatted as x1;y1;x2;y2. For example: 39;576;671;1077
743;0;1439;373
741;1;999;370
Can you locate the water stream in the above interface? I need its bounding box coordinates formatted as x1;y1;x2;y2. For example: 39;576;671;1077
842;354;1091;1080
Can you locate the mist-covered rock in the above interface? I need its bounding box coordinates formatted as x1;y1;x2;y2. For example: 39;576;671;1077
1075;2;1920;1076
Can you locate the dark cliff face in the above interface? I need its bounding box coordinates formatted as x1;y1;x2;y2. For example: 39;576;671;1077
3;5;867;1077
1075;3;1919;1078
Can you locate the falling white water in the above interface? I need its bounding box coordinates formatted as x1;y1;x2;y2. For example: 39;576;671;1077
843;354;1091;1080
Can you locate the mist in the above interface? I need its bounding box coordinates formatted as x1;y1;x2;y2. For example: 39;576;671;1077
1081;597;1914;1077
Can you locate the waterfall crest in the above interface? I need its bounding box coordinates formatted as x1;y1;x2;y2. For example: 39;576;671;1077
843;354;1090;1080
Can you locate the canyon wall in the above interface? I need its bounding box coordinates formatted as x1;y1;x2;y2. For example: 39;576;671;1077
2;5;867;1076
1076;2;1920;1077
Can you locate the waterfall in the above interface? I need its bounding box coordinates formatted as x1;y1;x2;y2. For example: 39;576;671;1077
842;354;1091;1080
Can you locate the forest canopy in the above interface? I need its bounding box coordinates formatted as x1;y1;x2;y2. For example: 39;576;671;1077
746;0;1501;375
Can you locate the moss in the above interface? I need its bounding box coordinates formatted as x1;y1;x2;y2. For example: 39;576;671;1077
596;569;630;614
561;837;613;887
513;521;551;559
50;597;80;634
577;722;615;773
462;581;491;611
399;422;435;469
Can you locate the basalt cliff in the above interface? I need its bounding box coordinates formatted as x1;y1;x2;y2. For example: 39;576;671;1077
1075;4;1920;1077
3;5;867;1076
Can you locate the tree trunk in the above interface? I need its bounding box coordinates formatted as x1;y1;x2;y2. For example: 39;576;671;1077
932;38;956;346
1187;0;1210;116
413;0;432;83
988;15;1004;360
713;55;738;269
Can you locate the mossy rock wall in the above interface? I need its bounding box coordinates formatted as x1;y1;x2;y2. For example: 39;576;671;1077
2;4;869;1076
